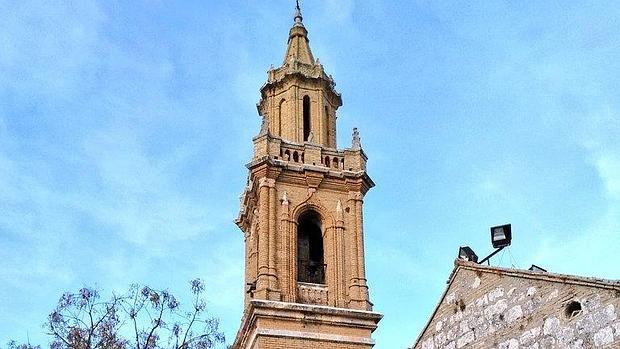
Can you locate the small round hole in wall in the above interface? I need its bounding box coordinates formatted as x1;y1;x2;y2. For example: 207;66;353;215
564;300;582;319
458;299;466;312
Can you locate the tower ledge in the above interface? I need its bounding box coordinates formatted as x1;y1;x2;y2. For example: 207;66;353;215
232;300;382;349
265;62;336;90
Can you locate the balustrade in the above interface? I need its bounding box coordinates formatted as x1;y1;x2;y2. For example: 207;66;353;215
277;142;345;170
297;282;329;306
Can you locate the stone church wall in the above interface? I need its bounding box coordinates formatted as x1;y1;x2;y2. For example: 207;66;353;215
414;264;620;349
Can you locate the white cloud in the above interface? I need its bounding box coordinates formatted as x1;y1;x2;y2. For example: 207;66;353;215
0;6;241;336
0;0;106;101
531;204;620;280
66;123;218;250
595;154;620;201
324;0;355;23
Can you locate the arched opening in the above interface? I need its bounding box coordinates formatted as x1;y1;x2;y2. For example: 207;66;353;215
325;157;330;167
293;151;299;162
333;157;339;169
297;210;324;284
303;96;311;141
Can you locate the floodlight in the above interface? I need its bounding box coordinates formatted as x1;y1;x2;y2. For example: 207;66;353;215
490;224;512;248
458;246;478;263
528;264;547;273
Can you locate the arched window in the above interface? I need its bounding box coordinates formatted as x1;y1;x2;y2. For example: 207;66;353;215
303;96;311;141
297;211;324;284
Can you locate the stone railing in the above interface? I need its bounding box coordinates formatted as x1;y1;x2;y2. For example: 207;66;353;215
253;135;367;172
321;149;345;170
297;282;329;306
278;142;345;170
279;142;306;164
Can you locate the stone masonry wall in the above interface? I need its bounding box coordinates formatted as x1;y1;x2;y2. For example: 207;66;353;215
414;265;620;349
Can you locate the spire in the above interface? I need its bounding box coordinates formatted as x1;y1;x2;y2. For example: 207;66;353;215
294;0;302;24
284;0;315;65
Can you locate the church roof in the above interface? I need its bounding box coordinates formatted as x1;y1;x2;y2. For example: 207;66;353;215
411;259;620;348
448;260;620;290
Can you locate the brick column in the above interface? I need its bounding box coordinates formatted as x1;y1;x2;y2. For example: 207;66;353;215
267;181;280;300
335;200;346;307
355;194;370;306
347;191;371;310
255;180;270;299
279;192;292;302
347;192;361;307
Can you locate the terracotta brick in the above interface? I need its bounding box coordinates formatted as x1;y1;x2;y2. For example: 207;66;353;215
232;6;381;349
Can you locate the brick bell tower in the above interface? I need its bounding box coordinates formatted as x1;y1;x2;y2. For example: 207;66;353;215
232;3;382;348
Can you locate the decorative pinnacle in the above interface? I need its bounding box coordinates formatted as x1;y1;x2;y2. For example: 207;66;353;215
352;127;361;150
281;191;289;205
336;200;344;222
259;116;269;136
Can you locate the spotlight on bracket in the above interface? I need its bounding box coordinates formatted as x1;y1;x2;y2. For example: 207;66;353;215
491;224;512;248
458;223;513;265
458;246;478;263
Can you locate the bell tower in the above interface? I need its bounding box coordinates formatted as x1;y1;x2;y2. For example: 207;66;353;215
232;3;382;348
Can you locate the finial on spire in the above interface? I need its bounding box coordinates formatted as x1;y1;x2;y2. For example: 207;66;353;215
294;0;303;24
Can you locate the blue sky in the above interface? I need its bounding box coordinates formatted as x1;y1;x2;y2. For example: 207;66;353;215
1;1;619;348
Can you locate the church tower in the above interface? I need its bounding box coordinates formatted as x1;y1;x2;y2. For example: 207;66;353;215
232;4;382;348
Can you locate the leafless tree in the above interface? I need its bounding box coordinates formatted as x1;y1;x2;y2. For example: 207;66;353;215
3;341;40;349
45;279;225;349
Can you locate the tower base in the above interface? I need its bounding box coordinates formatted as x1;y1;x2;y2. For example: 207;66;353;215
232;300;382;349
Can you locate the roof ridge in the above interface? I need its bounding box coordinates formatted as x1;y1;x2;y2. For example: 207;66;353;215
455;259;620;290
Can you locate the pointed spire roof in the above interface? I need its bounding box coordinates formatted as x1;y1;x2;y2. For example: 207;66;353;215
284;1;315;65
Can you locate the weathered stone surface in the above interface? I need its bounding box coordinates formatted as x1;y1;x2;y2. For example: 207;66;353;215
412;260;620;348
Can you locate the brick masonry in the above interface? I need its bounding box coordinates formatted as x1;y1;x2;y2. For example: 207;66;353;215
231;5;381;349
